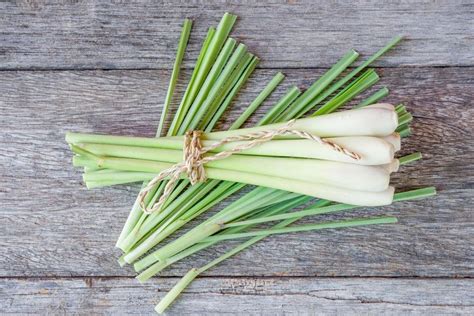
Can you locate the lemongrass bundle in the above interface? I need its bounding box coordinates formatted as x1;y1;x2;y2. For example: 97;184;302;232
67;105;400;207
66;13;436;314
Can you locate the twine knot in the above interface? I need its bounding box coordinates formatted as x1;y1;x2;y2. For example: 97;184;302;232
137;120;361;214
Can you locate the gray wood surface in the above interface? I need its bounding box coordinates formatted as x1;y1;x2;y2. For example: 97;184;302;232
2;277;473;315
1;0;473;314
1;68;473;278
1;0;473;70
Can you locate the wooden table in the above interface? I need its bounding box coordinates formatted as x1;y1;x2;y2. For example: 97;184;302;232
1;1;473;314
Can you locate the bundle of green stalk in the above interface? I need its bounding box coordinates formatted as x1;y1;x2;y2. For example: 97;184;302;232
69;104;402;205
66;13;436;314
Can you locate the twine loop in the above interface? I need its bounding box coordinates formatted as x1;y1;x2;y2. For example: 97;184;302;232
137;120;360;214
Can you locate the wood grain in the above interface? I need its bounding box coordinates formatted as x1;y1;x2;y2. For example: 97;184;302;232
1;0;473;70
1;67;472;278
2;277;473;315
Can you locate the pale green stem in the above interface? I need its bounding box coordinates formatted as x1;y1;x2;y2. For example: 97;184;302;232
277;49;359;120
204;217;398;243
154;216;396;313
206;56;259;131
230;72;285;128
224;187;436;228
157;18;193;136
258;86;301;125
291;36;402;118
137;196;312;282
355;87;389;108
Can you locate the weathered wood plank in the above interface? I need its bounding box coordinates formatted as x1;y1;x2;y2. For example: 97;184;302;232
2;277;473;315
0;67;473;278
1;0;473;69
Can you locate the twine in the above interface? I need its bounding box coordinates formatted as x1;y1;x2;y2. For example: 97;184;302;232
137;119;360;214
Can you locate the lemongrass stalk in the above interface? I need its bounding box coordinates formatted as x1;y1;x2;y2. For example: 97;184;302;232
258;86;301;125
230;72;285;128
154;268;201;314
224;187;436;228
144;26;219;208
207;216;398;243
136;196;313;282
313;69;379;116
133;189;298;271
169;13;237;135
396;123;409;133
197;52;254;129
78;133;396;165
123;182;240;261
214;172;387;214
396;104;407;115
81;142;392;190
291;37;402;118
83;154;391;192
73;148;396;206
175;37;237;128
207;56;259;131
117;25;216;247
120;181;224;253
398;112;413;126
157;19;193;136
167;27;216;136
121;181;243;254
66;107;399;147
179;43;248;132
356;87;389;108
399;152;422;164
154;216;397;313
85;157;394;189
116;20;196;247
141;185;433;282
126;188;300;265
398;126;411;138
276;49;359;120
